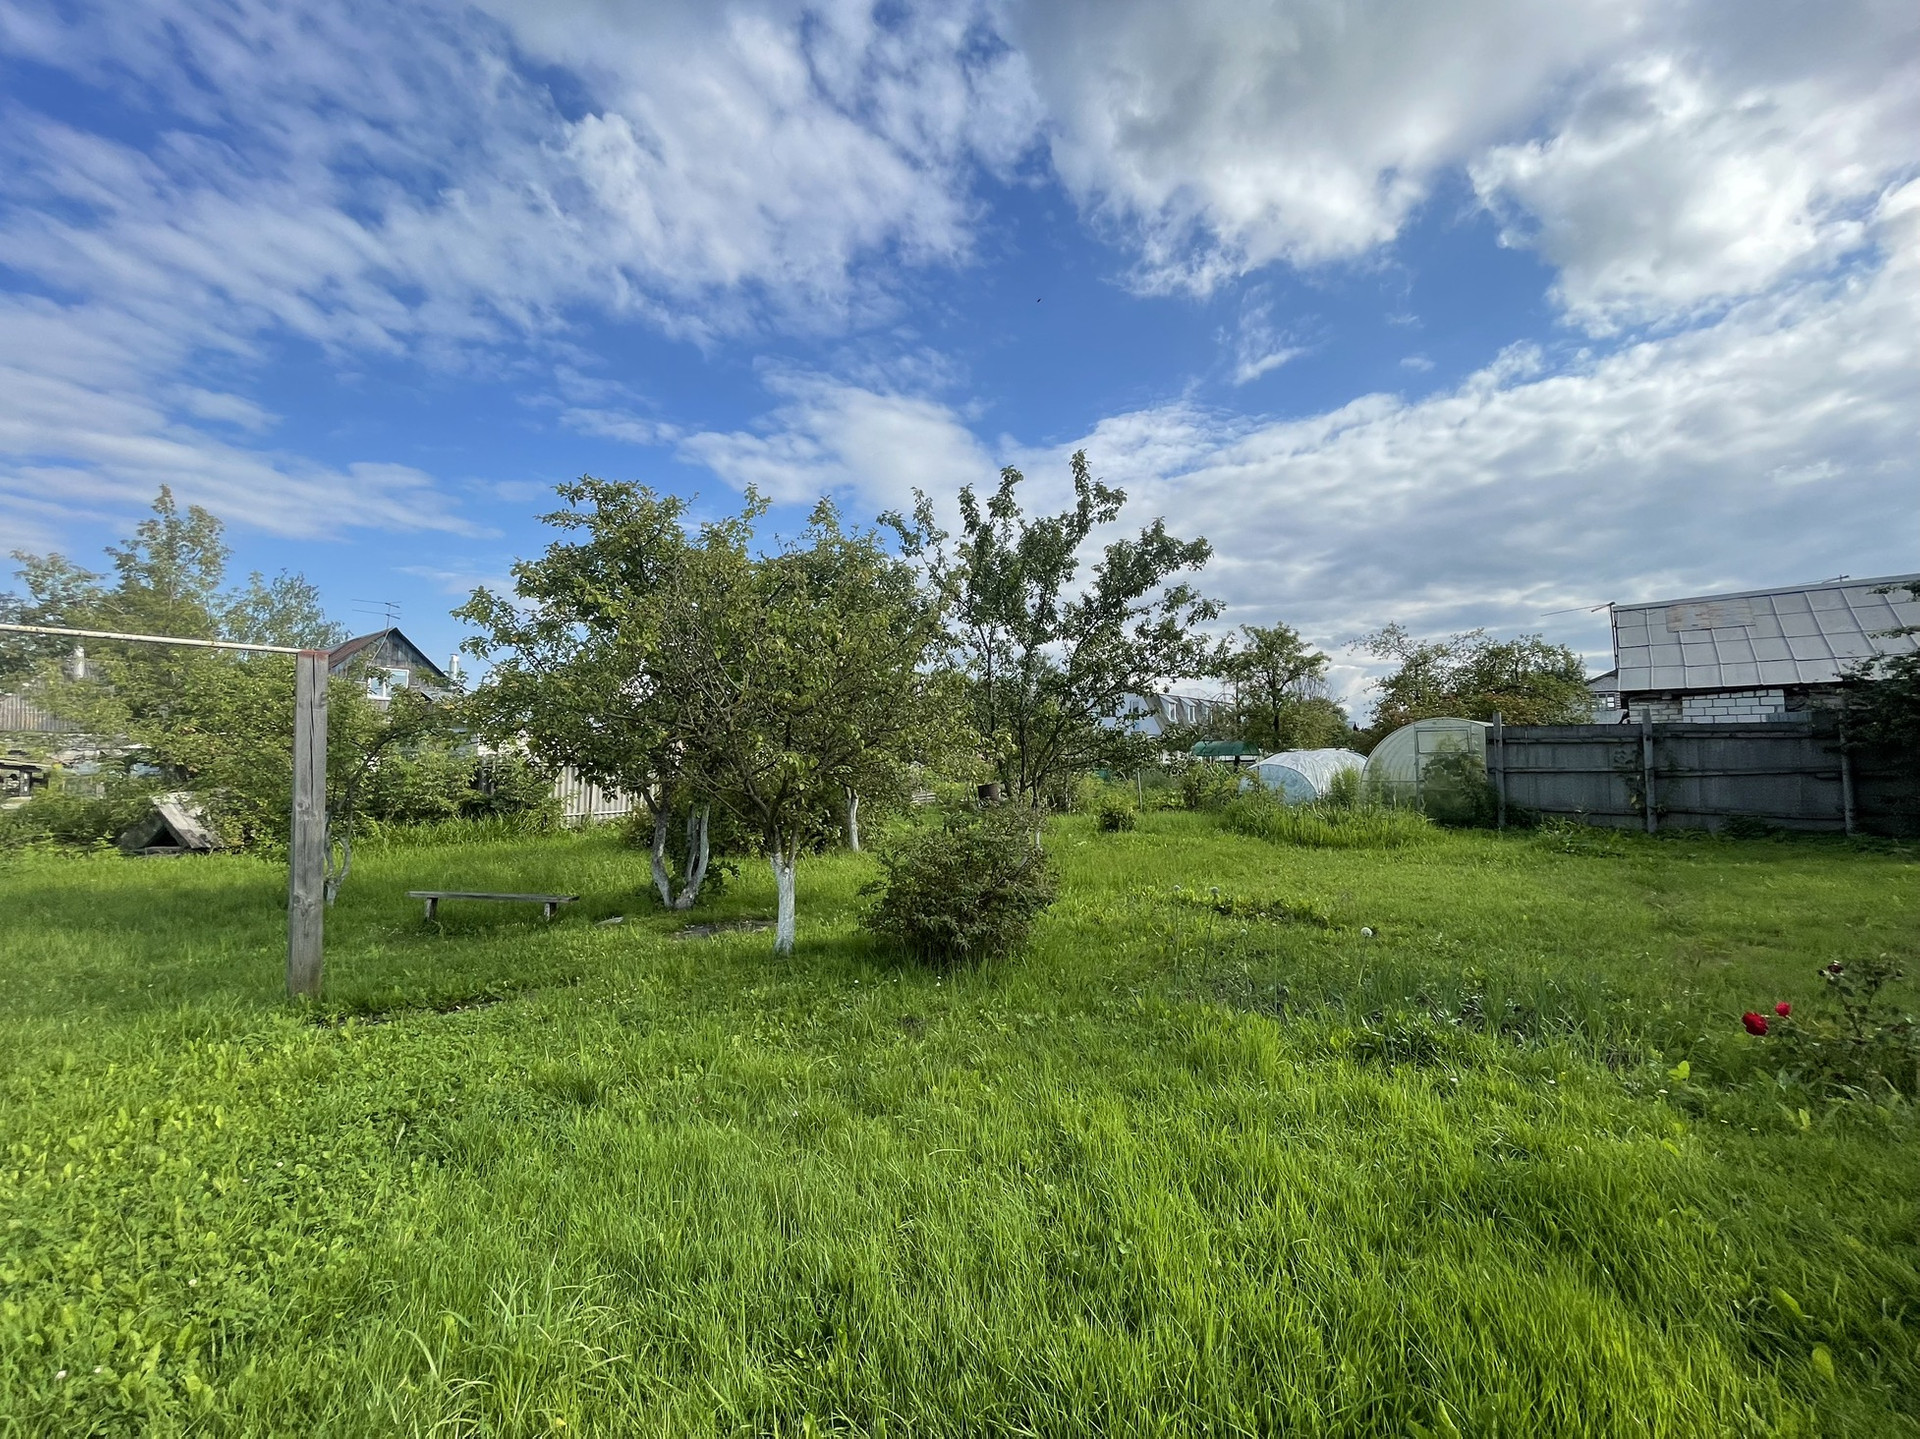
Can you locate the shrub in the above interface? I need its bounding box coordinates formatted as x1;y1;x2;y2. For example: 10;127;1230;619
1097;801;1137;832
1179;762;1244;811
861;803;1059;965
1222;790;1433;849
1320;765;1362;810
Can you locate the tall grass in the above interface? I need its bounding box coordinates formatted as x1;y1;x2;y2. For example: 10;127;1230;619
2;815;1917;1435
1221;790;1434;847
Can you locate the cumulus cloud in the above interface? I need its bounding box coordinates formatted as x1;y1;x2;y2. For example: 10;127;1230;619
1014;0;1642;291
1472;2;1920;327
677;370;996;512
1092;188;1919;654
680;188;1917;698
0;0;1041;543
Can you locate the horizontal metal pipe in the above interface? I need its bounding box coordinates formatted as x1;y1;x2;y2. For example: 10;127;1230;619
0;621;307;655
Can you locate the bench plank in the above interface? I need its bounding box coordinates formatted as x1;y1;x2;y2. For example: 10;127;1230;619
408;890;580;921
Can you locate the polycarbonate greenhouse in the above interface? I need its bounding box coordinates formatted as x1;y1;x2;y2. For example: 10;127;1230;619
1249;748;1368;803
1361;718;1489;805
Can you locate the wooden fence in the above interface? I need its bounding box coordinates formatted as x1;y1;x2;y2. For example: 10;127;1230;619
1490;715;1917;836
550;766;637;826
0;693;76;734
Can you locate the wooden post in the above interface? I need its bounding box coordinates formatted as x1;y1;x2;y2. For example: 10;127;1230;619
1492;710;1507;831
1839;710;1857;838
288;650;328;998
1640;711;1658;835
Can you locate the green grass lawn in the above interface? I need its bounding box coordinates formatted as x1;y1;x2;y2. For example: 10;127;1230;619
2;815;1917;1436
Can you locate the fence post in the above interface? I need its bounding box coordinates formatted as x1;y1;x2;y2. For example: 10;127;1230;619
1640;711;1658;835
288;650;328;998
1839;709;1857;837
1492;710;1507;830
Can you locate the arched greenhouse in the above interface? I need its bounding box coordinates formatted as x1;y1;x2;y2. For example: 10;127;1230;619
1249;748;1368;803
1361;719;1490;807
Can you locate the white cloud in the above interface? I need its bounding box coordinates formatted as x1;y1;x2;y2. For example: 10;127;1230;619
1081;187;1919;660
0;0;1049;546
1472;5;1920;327
1014;0;1643;292
685;187;1909;708
677;370;996;512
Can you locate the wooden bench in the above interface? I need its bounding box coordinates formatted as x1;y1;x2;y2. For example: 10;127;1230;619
408;890;580;922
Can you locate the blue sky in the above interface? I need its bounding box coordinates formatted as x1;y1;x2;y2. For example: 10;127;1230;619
2;0;1915;711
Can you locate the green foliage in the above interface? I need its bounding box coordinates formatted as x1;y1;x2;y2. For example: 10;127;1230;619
463;480;956;941
1768;954;1919;1099
0;772;155;850
1361;624;1593;734
891;450;1219;803
861;804;1059;965
1222;789;1435;848
1419;748;1502;828
1178;759;1244;811
1840;582;1920;751
1;824;1918;1434
1217;622;1351;752
1096;800;1137;832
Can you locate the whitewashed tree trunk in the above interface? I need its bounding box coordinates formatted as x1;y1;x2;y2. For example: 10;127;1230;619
673;805;711;910
844;788;860;852
770;845;797;955
649;810;675;907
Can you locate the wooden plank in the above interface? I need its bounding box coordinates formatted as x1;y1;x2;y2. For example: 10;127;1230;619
407;891;580;903
287;650;328;998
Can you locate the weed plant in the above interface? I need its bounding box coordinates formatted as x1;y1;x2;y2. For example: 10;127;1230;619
1222;789;1434;848
1;811;1916;1434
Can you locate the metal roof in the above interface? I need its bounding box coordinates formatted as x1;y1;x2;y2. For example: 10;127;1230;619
1612;574;1920;694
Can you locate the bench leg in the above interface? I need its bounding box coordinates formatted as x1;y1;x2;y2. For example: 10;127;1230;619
543;901;558;921
424;897;438;921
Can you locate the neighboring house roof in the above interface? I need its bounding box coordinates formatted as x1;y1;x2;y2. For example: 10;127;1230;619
327;628;452;688
1612;574;1920;694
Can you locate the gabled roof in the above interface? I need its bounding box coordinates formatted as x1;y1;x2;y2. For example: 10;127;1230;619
1612;574;1920;693
327;628;451;687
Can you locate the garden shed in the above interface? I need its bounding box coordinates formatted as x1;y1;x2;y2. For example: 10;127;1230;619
1250;749;1367;803
1362;719;1489;806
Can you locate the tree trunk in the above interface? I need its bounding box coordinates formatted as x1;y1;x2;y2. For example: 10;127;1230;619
844;788;860;852
649;809;675;907
673;804;711;909
770;845;797;955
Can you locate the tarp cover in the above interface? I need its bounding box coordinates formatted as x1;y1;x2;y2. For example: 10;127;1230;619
1250;748;1368;803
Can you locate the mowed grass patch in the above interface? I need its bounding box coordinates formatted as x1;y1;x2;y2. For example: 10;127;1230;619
1;816;1916;1435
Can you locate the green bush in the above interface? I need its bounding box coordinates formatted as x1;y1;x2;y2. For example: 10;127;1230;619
1097;801;1137;832
861;803;1059;965
1419;749;1500;827
1179;762;1245;811
1222;790;1434;849
0;773;159;850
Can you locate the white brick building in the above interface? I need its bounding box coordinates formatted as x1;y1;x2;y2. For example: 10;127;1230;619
1610;575;1919;725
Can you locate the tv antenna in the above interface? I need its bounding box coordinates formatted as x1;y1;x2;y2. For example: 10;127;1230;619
351;598;401;627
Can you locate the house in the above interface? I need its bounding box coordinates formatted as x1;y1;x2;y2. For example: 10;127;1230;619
1610;574;1920;724
327;628;455;705
1115;691;1233;737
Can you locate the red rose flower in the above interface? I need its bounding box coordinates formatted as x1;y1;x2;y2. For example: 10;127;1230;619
1774;1001;1791;1017
1742;1012;1769;1036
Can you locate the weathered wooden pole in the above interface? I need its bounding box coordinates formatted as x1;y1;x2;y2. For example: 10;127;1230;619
1640;710;1658;835
1492;710;1507;830
288;649;329;998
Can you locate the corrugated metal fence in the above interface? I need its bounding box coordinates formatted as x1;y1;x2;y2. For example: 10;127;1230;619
0;693;75;733
1492;717;1918;836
